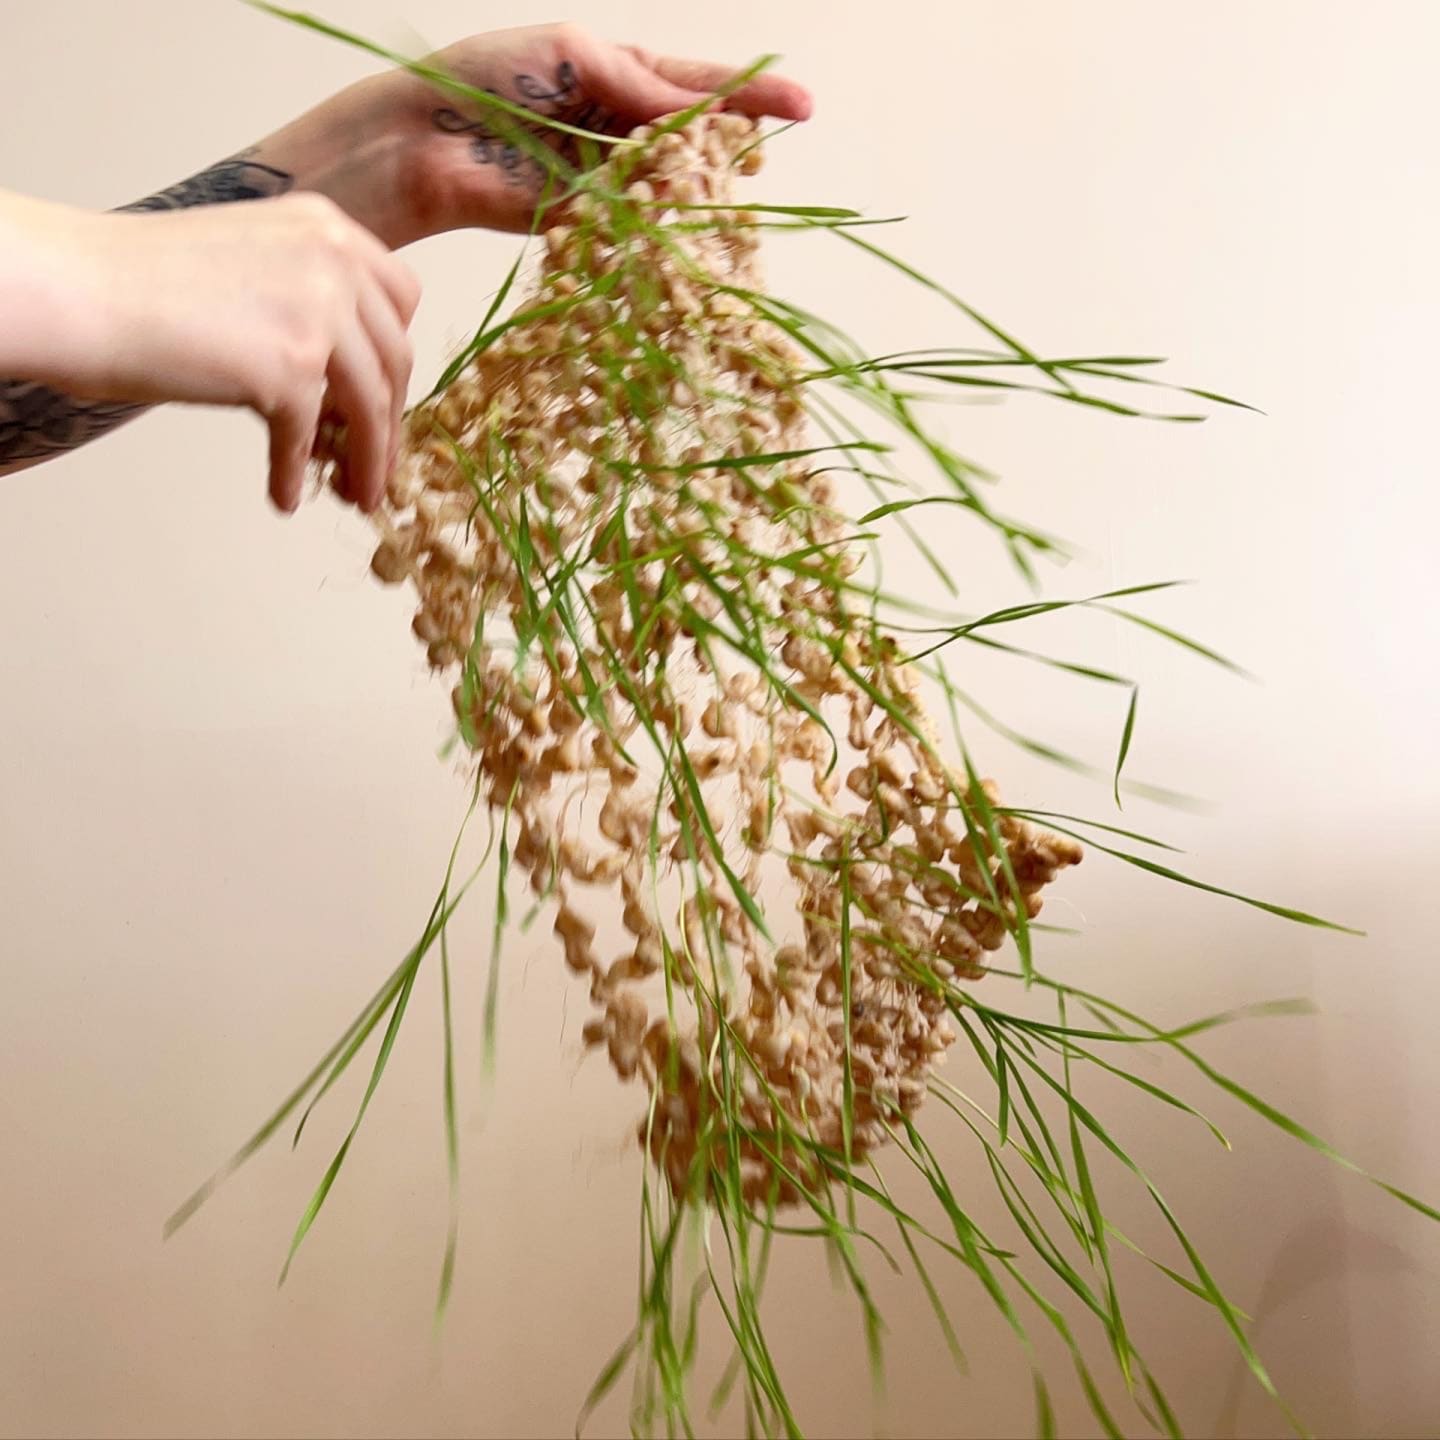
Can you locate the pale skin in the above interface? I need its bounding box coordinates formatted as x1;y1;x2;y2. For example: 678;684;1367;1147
0;22;811;513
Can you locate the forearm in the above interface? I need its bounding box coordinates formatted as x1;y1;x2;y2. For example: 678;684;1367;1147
246;74;415;247
0;193;121;472
0;194;92;379
0;78;398;476
0;154;298;475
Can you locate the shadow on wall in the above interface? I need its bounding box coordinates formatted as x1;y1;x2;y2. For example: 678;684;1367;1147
1211;1150;1434;1437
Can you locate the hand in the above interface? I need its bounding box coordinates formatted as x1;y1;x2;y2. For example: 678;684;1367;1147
267;22;813;247
7;192;419;512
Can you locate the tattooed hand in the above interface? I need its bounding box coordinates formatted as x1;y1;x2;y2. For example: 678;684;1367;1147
284;22;812;245
0;22;805;482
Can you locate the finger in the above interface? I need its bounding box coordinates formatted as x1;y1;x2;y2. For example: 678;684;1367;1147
347;220;423;324
325;315;393;514
266;385;324;515
378;252;422;327
628;50;814;121
319;400;357;506
577;44;712;123
356;276;414;466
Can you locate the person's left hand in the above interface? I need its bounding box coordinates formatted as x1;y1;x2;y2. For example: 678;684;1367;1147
264;23;812;249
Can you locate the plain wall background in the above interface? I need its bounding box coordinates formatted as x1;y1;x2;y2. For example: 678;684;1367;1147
3;2;1439;1436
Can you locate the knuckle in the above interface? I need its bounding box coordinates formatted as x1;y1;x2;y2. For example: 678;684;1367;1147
396;262;422;315
293;195;358;258
353;383;388;434
318;223;359;267
325;212;362;253
389;349;413;391
292;263;346;324
275;333;328;394
284;190;342;240
295;189;342;223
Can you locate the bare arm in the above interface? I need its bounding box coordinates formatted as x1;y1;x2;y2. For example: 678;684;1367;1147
0;178;418;510
0;21;809;491
0;152;298;476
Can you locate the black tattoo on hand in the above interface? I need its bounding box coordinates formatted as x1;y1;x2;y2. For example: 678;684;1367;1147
513;61;581;108
431;61;619;191
433;107;530;179
0;149;294;470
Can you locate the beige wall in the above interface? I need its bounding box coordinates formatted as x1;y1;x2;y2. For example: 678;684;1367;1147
3;2;1439;1436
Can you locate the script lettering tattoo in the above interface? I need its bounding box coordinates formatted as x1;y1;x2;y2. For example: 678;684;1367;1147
430;60;618;189
0;150;294;469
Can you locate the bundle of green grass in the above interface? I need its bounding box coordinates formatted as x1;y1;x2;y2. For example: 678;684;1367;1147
335;112;1082;1207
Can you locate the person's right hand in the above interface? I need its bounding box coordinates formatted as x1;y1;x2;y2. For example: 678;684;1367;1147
13;191;419;512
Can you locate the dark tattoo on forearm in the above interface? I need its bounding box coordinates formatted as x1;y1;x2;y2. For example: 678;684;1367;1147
0;386;146;466
0;149;294;470
431;61;619;190
119;153;295;213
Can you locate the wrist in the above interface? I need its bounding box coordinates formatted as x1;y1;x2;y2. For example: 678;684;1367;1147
0;194;113;388
252;73;416;248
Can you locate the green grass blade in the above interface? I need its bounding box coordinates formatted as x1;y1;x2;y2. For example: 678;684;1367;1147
279;957;421;1284
1113;687;1139;809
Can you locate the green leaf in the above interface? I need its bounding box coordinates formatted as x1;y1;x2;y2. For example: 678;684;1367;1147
1113;686;1139;809
279;957;421;1284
